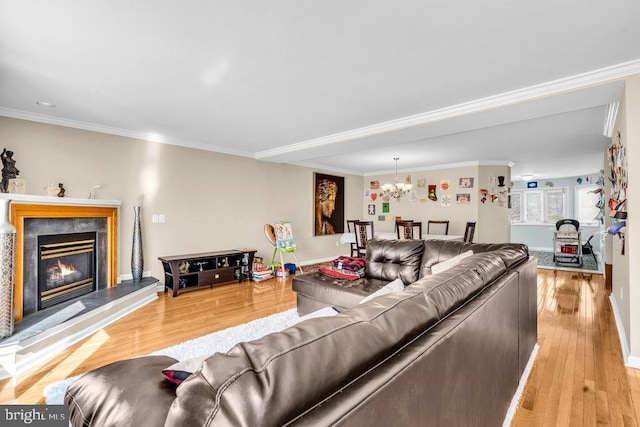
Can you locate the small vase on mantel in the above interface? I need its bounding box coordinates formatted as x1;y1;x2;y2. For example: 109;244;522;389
0;199;16;338
131;206;143;282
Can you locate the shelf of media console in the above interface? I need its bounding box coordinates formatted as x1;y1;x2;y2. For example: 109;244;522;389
158;249;256;297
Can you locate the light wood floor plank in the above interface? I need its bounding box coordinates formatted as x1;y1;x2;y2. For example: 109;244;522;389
512;269;640;426
628;368;640;423
568;275;587;426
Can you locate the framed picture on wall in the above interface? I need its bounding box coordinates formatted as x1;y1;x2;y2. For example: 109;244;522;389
314;173;345;235
456;193;471;204
459;177;474;188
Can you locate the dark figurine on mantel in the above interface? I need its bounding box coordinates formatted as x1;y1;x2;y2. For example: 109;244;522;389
57;183;65;198
1;148;20;193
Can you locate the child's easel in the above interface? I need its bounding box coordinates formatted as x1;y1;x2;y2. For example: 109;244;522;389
273;221;303;275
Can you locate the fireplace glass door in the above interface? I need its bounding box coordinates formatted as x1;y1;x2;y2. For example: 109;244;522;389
38;232;97;310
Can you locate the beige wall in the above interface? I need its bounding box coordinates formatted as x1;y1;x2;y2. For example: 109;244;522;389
362;163;511;242
611;85;631;349
609;74;640;362
624;75;640;358
477;165;511;243
627;75;640;358
0;117;363;281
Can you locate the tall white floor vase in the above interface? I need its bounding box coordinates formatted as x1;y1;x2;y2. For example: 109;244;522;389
0;199;16;338
131;205;143;282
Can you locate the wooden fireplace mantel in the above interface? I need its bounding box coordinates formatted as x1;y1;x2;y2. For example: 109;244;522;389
3;195;120;321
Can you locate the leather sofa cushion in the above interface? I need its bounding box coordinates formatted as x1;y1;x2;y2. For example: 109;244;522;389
65;355;178;427
431;250;474;274
408;252;508;318
456;252;508;284
365;238;424;284
293;271;390;311
408;269;483;318
491;244;530;269
165;290;440;427
420;241;528;277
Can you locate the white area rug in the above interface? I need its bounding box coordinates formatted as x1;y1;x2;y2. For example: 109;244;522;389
43;307;336;404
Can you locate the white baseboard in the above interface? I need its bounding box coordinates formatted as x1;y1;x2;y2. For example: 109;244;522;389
629;355;640;369
503;344;539;427
608;294;640;369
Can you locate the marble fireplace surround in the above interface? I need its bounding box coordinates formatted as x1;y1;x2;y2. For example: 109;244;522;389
7;194;120;321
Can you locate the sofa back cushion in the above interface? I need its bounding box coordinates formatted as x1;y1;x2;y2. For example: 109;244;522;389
165;290;440;427
65;356;179;427
431;250;474;274
408;251;509;317
419;240;528;277
365;238;424;285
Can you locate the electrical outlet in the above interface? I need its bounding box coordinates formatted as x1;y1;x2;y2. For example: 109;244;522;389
159;214;165;223
152;214;158;223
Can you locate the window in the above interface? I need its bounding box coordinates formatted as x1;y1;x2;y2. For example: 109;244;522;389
511;188;567;224
510;193;522;222
575;185;601;226
525;191;543;222
546;191;565;223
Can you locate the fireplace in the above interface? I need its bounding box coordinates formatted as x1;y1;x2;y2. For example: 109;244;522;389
7;201;119;321
21;215;111;318
38;232;97;310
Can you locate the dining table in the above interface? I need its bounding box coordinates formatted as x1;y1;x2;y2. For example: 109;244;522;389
339;232;463;245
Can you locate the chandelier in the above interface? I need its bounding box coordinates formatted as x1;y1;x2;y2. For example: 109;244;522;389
380;157;412;200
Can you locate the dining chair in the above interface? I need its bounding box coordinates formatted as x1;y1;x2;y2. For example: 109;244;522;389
427;220;449;235
582;232;599;265
394;218;409;233
463;221;476;243
354;220;374;257
346;219;359;257
396;220;422;239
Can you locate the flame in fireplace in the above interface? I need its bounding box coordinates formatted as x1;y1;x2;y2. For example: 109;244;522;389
56;259;78;277
46;258;82;287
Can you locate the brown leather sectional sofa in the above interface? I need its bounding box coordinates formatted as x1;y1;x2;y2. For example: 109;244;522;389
65;239;537;426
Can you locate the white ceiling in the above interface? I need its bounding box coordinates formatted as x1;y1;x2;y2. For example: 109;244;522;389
1;1;639;179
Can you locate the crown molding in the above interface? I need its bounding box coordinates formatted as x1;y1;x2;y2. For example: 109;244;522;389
288;161;361;177
284;159;512;177
2;58;639;164
363;160;512;177
256;58;640;159
0;107;255;159
603;101;620;138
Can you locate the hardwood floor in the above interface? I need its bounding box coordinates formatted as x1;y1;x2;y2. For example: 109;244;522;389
513;269;639;426
0;269;638;427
